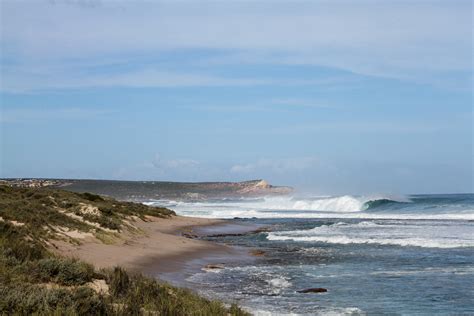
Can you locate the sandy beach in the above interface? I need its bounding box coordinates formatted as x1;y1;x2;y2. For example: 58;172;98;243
51;215;254;282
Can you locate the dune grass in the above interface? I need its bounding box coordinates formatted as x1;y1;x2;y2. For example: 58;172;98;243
0;185;249;315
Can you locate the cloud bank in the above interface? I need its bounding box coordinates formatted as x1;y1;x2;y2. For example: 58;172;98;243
1;0;471;91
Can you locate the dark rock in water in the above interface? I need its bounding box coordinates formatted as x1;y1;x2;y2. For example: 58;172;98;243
297;288;328;293
182;232;199;239
205;232;247;238
254;226;272;233
250;249;266;256
203;264;225;270
204;226;273;238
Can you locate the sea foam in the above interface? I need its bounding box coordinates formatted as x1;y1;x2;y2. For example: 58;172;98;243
266;220;474;248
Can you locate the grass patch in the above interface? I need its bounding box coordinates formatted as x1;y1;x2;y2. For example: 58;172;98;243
32;257;96;286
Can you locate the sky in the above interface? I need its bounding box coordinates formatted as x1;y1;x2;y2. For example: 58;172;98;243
0;0;472;194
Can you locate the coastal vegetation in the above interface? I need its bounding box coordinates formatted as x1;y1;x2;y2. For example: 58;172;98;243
0;185;249;315
0;178;292;201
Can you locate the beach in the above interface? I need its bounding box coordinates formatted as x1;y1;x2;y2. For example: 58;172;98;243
51;215;255;283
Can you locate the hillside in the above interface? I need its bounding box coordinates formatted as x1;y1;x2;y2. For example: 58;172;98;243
0;185;248;315
1;178;293;201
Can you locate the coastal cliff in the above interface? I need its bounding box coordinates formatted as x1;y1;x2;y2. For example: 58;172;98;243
1;178;293;201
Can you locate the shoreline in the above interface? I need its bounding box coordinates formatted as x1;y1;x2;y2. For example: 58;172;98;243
52;215;258;285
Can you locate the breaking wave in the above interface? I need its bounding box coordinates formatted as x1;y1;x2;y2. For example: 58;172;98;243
244;195;409;212
147;194;474;221
266;221;474;248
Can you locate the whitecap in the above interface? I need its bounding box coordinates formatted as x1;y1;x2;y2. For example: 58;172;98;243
266;220;474;248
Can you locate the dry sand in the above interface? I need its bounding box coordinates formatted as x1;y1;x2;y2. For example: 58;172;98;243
51;215;248;278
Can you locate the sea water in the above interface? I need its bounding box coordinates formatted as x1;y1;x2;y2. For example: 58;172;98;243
147;194;474;315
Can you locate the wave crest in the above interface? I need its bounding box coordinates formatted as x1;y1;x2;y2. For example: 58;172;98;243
149;194;474;220
362;198;405;210
259;195;409;213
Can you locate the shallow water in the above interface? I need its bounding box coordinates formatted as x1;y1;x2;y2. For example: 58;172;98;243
148;194;474;315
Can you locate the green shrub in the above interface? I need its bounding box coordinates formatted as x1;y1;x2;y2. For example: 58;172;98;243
80;192;104;202
109;267;130;298
0;284;111;315
82;213;122;230
99;206;114;216
71;286;109;315
0;222;46;262
33;258;96;286
97;216;121;230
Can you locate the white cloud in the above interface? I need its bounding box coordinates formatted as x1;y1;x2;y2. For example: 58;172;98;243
231;157;319;174
1;67;351;92
1;0;471;90
151;154;199;171
0;68;261;92
3;1;470;62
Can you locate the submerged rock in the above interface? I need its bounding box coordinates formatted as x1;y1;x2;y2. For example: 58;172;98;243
297;288;328;293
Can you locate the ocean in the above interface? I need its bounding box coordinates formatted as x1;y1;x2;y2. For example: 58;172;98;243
147;194;474;315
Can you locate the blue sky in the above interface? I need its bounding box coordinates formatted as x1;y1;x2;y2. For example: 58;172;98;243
0;0;472;194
